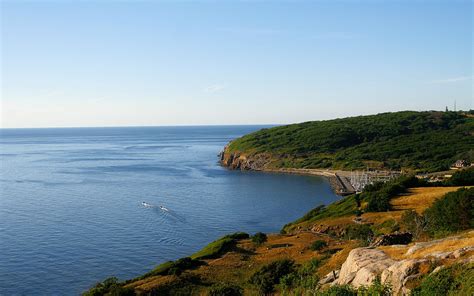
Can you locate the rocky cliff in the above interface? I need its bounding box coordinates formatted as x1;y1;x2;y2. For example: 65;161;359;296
219;146;272;171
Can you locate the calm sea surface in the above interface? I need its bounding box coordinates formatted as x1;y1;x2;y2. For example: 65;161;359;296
0;126;340;295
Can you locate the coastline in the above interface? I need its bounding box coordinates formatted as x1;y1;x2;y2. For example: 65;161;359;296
219;149;355;195
256;168;355;196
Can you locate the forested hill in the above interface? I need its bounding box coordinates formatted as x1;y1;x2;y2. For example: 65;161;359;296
224;111;474;172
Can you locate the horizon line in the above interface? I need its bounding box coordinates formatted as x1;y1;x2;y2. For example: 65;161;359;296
0;123;280;130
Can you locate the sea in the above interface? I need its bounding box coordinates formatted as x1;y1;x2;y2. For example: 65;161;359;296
0;126;340;295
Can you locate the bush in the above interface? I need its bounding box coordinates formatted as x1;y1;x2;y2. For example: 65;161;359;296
251;232;268;245
411;263;473;296
139;257;203;278
401;210;427;239
83;277;135;296
224;232;250;240
364;175;422;212
317;285;357;296
356;276;391;295
424;187;473;237
149;274;201;296
249;259;295;294
208;283;243;296
372;219;400;236
279;258;321;292
192;232;249;260
316;279;391;296
445;167;474;186
310;240;328;251
344;224;374;243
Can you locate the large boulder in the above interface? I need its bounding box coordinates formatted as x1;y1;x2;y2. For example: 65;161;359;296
381;259;430;295
333;248;395;287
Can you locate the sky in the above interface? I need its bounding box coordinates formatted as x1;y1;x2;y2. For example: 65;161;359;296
1;0;472;128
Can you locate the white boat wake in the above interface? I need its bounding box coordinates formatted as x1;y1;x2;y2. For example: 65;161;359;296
142;201;169;212
141;201;153;208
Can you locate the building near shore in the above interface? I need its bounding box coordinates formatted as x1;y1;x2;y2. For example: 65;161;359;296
451;160;470;169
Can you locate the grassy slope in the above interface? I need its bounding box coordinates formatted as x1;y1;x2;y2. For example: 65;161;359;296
228;111;474;172
122;187;469;295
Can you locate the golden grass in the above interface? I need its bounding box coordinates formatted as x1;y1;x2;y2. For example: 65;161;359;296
317;240;360;277
391;187;467;214
379;230;474;260
361;187;465;226
410;231;474;259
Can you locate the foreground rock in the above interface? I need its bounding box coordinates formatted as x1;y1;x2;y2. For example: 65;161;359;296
327;237;474;295
333;248;395;288
381;259;430;295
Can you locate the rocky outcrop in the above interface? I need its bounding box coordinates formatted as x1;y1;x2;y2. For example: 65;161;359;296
381;259;430;295
327;240;474;295
333;248;395;288
220;147;272;170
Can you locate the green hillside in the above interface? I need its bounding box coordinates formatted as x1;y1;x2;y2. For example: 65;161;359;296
227;111;474;172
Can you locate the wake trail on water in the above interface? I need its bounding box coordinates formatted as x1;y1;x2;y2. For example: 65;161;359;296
141;202;186;223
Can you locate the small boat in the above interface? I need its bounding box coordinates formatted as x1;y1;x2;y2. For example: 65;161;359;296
142;201;152;207
159;205;169;212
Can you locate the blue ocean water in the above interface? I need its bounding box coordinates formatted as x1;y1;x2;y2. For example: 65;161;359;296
0;126;340;295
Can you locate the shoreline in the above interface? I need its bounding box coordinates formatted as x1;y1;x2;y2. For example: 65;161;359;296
242;167;356;196
219;149;356;195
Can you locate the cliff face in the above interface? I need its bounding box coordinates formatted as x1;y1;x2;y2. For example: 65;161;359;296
220;146;272;171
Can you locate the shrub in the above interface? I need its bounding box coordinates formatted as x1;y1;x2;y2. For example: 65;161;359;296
140;257;202;278
310;240;328;251
411;263;473;296
251;232;268;246
445;167;474;186
317;285;357;296
344;224;374;243
193;239;234;260
401;210;427;239
224;232;250;240
424;187;473;237
316;279;391;296
249;259;295;294
83;277;135;296
364;175;423;212
356;276;391;295
149;274;201;296
280;258;321;292
208;283;243;296
372;219;400;236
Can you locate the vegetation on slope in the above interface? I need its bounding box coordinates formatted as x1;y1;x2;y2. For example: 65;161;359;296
411;263;474;296
227;111;474;172
446;166;474;186
282;172;473;237
403;187;474;238
190;232;249;260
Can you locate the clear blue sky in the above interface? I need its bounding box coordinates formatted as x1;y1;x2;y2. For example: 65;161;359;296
1;0;472;128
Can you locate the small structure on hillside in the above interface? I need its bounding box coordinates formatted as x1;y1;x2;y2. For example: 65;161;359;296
451;159;470;169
